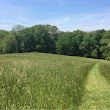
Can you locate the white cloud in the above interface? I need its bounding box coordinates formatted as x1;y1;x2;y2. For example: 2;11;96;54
0;24;12;30
37;9;110;31
17;17;30;21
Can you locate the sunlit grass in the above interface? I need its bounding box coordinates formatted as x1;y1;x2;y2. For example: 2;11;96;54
79;62;110;109
99;60;110;82
0;53;97;109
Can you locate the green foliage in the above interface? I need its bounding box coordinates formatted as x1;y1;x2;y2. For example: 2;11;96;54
99;60;110;82
79;33;95;57
32;24;59;53
0;24;110;60
0;30;9;39
56;30;85;56
0;41;3;53
2;35;16;53
56;32;72;55
20;28;36;52
100;31;110;59
0;30;10;53
11;25;25;53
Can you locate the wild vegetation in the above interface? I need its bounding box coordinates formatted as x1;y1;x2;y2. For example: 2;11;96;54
0;53;97;109
0;24;110;60
99;60;110;82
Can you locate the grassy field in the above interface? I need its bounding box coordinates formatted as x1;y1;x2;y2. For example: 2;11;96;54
79;62;110;109
99;60;110;83
0;53;97;109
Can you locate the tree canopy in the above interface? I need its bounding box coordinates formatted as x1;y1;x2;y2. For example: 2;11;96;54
0;24;110;60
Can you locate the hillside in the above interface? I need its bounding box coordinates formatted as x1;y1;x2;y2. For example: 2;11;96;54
0;53;110;109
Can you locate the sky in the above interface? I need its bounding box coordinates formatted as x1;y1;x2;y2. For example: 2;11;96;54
0;0;110;31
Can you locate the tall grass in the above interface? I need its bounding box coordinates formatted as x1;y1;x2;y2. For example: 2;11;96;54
0;53;97;109
99;60;110;82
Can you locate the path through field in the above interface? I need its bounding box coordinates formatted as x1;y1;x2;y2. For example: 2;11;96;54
79;62;110;109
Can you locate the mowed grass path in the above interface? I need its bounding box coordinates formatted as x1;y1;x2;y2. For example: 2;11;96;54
79;62;110;109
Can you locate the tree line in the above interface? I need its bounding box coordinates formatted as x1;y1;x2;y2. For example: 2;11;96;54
0;24;110;60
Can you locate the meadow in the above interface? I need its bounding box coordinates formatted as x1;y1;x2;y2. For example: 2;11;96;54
99;60;110;83
0;53;97;109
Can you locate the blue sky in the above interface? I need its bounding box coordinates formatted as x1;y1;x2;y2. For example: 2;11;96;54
0;0;110;31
